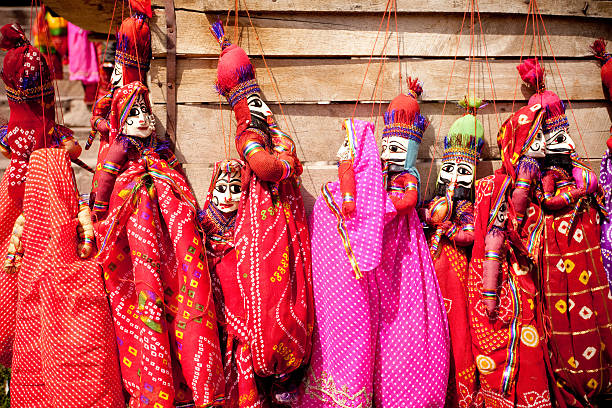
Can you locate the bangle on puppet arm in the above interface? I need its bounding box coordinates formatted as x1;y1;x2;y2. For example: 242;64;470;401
389;176;419;213
446;222;475;246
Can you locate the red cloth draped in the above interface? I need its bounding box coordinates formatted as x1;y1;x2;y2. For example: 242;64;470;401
234;167;314;377
10;148;123;407
541;203;612;406
468;174;551;408
95;153;224;407
0;167;24;367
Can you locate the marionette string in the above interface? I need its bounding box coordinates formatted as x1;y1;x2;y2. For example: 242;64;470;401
242;0;314;186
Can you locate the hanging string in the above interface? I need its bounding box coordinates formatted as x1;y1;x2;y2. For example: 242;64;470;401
351;0;392;119
393;0;402;94
475;0;500;129
372;14;391;133
369;6;392;125
422;8;468;198
127;0;142;84
533;0;590;162
241;0;315;186
511;0;533;114
89;0;119;119
219;94;229;159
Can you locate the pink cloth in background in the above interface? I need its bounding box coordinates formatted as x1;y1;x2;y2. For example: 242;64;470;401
67;22;99;84
299;119;450;407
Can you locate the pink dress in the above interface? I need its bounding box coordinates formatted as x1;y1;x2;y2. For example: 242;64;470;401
299;119;450;408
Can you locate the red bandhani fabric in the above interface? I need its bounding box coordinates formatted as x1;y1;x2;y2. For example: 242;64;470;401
200;159;265;408
429;234;481;408
468;174;552;408
0;168;22;367
10;148;123;407
234;161;314;377
540;201;612;406
95;151;224;407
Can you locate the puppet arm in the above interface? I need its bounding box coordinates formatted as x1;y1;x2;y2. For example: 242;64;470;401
338;160;356;216
390;173;419;215
90;90;113;138
541;170;585;211
482;227;506;319
4;214;25;274
91;139;128;221
77;196;95;258
238;132;296;183
511;165;538;223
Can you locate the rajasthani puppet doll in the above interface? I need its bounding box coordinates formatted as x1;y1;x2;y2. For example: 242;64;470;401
421;97;484;408
210;20;314;402
0;23;81;366
0;24;123;407
519;58;612;406
377;79;450;406
299;119;395;407
88;0;151;205
200;159;278;408
92;81;224;407
468;103;552;408
591;39;612;287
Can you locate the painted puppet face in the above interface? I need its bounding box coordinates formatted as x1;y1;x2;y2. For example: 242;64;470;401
212;169;242;213
544;127;575;155
247;93;272;130
526;129;546;158
110;62;123;88
436;160;475;190
380;136;409;167
121;94;153;138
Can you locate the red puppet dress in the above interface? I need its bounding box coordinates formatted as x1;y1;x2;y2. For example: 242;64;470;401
422;102;485;408
468;173;551;408
199;159;272;408
93;82;224;408
210;20;314;400
10;148;123;407
0;23;81;368
519;58;612;406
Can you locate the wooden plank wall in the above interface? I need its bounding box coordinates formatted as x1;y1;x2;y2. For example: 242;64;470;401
3;1;609;211
148;1;612;211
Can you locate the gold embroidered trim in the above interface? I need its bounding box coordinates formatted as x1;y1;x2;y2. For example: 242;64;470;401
303;369;371;408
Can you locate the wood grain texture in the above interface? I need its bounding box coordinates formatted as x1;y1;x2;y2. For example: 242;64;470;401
151;0;612;18
150;102;612;165
42;0;122;35
151;9;612;58
150;58;606;103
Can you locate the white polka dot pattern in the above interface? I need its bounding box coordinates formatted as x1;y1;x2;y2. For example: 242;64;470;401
300;120;450;408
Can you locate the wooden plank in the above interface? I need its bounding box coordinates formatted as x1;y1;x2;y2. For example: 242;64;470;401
42;0;121;35
151;0;612;18
151;102;611;165
149;58;606;104
151;10;612;58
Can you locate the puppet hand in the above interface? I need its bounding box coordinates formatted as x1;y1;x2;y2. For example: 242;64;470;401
4;214;25;274
342;200;356;217
483;297;498;321
77;201;95;258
